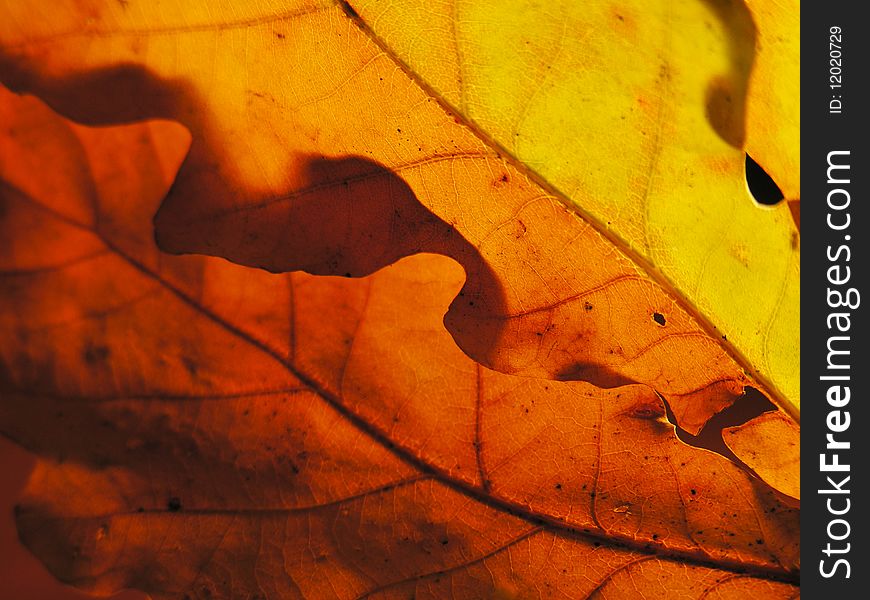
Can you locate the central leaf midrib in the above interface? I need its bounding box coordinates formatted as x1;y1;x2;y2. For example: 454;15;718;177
103;233;795;583
334;1;799;424
17;183;795;582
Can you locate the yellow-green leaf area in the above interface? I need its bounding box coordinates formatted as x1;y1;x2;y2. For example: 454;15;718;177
745;0;800;200
351;0;800;414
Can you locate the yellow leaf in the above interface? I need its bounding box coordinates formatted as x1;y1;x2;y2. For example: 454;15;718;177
745;0;800;200
348;0;800;414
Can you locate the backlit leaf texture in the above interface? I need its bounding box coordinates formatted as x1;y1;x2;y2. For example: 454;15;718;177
725;412;800;501
349;0;801;414
0;0;799;425
0;87;799;598
744;0;800;201
0;0;800;597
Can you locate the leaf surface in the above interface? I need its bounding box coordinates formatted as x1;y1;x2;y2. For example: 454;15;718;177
349;0;801;412
0;0;799;429
725;412;800;500
743;0;800;201
0;86;801;599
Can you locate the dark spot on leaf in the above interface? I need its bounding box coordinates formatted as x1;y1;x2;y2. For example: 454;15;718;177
652;312;666;326
626;400;665;421
182;356;199;376
83;344;110;365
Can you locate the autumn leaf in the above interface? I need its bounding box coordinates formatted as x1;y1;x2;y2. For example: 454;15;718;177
724;412;800;501
1;0;800;595
0;0;799;429
0;87;799;598
743;0;800;202
346;0;801;413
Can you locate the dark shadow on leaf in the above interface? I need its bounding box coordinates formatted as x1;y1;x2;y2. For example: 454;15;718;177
701;0;756;149
787;199;800;231
0;58;182;124
0;53;753;402
553;362;635;388
0;60;538;387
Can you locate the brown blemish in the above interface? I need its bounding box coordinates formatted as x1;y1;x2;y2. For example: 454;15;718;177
626;399;666;421
83;344;110;365
492;172;510;188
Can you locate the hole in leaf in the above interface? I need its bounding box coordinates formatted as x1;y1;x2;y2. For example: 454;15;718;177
745;154;784;205
652;312;666;326
664;387;775;462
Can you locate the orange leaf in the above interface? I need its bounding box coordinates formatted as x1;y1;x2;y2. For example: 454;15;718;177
0;87;799;599
0;0;798;436
725;412;800;501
